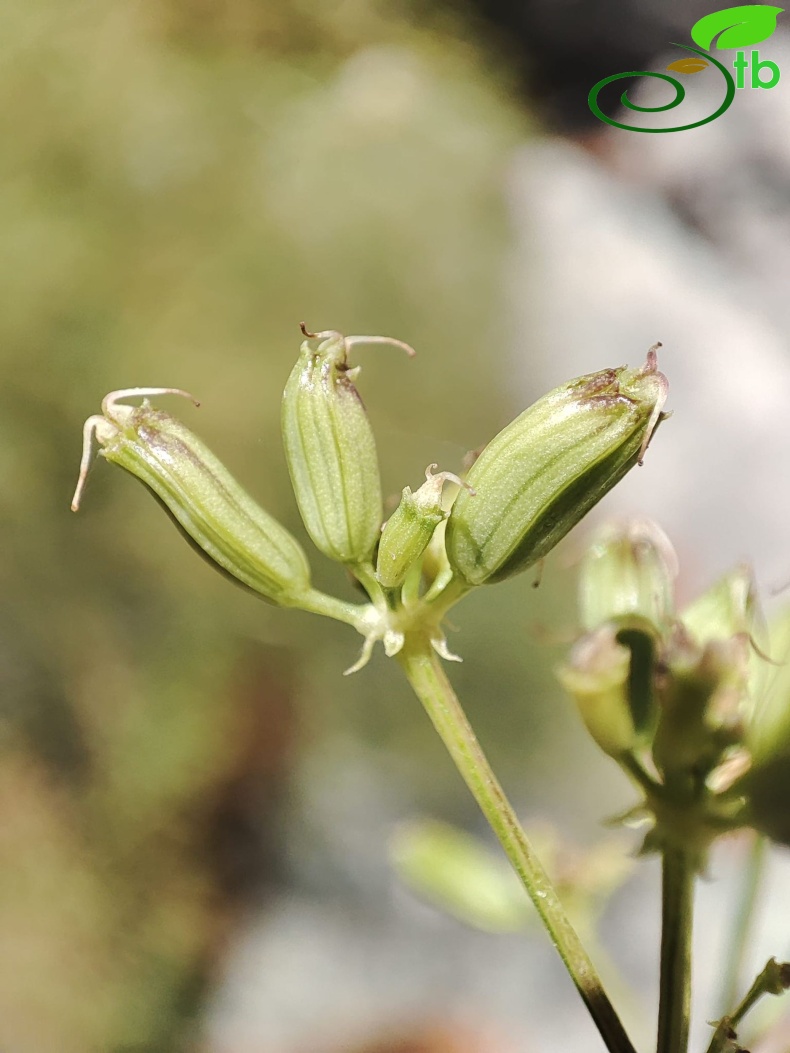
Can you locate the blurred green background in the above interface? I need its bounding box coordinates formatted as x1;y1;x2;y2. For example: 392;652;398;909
0;2;641;1051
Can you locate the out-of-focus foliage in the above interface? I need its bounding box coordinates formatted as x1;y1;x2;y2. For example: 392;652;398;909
390;817;632;936
0;1;572;1050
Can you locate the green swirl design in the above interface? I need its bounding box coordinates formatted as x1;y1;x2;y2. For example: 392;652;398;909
588;44;736;133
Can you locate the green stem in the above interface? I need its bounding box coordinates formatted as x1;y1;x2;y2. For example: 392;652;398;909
400;557;422;608
297;588;369;629
727;957;790;1028
421;569;469;613
397;631;638;1053
706;957;790;1053
351;560;386;608
717;833;766;1017
657;848;694;1053
619;752;662;796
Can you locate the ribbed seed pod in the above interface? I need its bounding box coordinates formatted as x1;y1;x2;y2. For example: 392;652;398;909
652;635;748;779
738;608;790;846
445;348;668;587
573;518;678;752
680;564;760;651
580;518;678;636
72;388;312;606
282;327;414;566
376;465;469;590
558;626;636;759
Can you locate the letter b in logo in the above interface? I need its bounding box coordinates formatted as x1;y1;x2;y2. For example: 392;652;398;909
750;49;781;87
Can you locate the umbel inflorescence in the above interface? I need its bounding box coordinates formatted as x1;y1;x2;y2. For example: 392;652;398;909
72;326;668;672
72;326;790;1053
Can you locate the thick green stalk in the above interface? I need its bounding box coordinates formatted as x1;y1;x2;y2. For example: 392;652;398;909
657;848;694;1053
397;631;638;1053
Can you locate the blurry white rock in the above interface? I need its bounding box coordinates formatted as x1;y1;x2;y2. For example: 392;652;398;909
507;34;790;598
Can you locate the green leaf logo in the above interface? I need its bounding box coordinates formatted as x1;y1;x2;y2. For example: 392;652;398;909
690;5;783;50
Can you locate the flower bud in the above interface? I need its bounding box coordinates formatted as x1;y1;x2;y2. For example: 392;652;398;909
580;518;678;637
376;465;471;590
737;609;790;845
282;325;414;567
558;626;636;758
745;753;790;846
747;609;790;761
72;388;312;606
652;634;749;779
680;564;762;654
577;519;677;745
445;348;668;587
647;565;760;781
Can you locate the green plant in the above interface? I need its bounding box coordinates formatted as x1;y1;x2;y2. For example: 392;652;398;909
73;326;790;1053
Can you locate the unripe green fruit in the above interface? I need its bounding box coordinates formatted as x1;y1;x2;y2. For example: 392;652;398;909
72;388;312;606
376;465;469;590
282;326;414;566
580;518;678;637
445;349;668;587
558;627;636;759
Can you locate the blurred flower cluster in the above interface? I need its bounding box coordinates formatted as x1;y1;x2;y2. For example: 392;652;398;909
560;517;790;865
